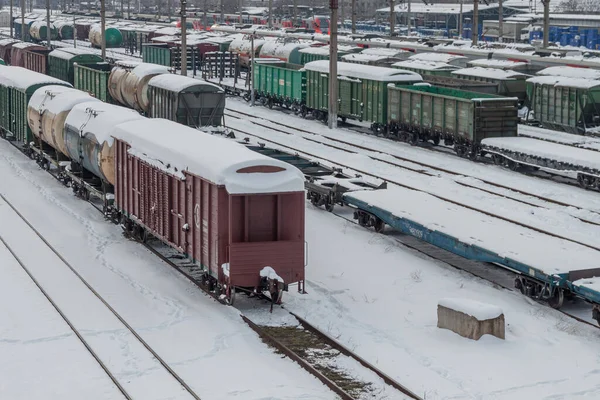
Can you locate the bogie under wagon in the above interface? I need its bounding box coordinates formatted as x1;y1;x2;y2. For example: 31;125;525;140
113;119;306;303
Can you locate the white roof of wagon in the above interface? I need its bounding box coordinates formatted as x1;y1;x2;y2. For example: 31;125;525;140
409;52;467;63
304;60;422;82
536;66;600;81
0;66;72;91
468;59;529;69
49;47;100;60
393;59;457;71
148;74;223;92
526;75;600;89
64;101;144;145
452;67;527;80
29;85;98;115
112;119;305;194
131;63;171;78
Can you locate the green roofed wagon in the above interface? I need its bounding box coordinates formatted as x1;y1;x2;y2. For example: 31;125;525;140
388;85;519;157
526;76;600;135
0;66;72;145
304;60;423;132
253;61;307;113
74;62;114;103
49;48;104;84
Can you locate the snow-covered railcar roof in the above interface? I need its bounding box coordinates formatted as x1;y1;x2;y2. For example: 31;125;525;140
468;59;529;69
359;47;407;57
131;63;171;78
112;119;305;194
342;53;396;62
452;67;527;80
526;75;600;89
0;66;72;91
0;38;20;46
393;60;457;71
64;101;144;145
11;41;43;50
346;187;600;275
148;74;223;93
304;60;423;82
536;66;600;81
409;52;468;63
482;136;600;172
29;85;98;115
49;48;101;61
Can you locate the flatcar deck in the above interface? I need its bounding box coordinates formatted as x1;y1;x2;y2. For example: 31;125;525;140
518;124;600;152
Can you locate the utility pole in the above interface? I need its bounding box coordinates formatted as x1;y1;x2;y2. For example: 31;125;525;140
20;0;25;41
389;0;395;36
293;0;297;27
458;0;463;38
220;0;223;23
46;0;51;50
351;0;355;33
268;0;273;28
498;0;503;42
181;0;187;76
73;12;77;47
203;0;207;30
9;0;13;38
472;0;478;45
407;0;411;35
121;0;123;18
328;0;338;129
167;0;171;22
542;0;549;48
101;0;106;60
239;0;242;23
127;0;131;18
250;34;255;106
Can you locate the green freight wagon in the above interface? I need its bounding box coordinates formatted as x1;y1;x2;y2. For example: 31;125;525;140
392;60;458;77
451;67;530;104
143;43;172;66
388;85;519;157
0;66;72;145
74;62;114;103
49;48;104;84
298;45;359;65
0;58;5;66
304;60;423;132
253;61;306;113
526;76;600;135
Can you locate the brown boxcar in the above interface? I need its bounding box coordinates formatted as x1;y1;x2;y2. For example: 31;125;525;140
113;119;306;301
75;22;92;40
11;42;47;68
22;48;51;75
0;38;20;65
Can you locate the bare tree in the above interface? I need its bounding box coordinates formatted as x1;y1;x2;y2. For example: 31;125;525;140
557;0;600;12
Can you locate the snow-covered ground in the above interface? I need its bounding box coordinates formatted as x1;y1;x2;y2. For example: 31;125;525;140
226;98;600;215
286;208;600;399
0;140;335;400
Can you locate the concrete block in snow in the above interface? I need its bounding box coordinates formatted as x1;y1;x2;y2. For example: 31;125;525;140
437;298;505;340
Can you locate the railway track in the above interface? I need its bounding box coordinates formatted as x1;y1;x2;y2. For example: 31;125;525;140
226;107;600;222
219;115;600;329
224;110;600;251
142;240;422;400
0;193;202;400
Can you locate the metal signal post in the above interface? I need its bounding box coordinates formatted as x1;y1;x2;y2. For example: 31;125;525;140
9;0;13;38
181;0;187;76
472;0;478;45
101;0;106;60
328;0;338;129
46;0;51;50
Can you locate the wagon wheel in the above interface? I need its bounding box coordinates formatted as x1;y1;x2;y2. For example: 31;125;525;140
432;136;440;146
547;288;564;310
514;277;526;295
267;99;274;109
374;218;385;233
578;174;596;190
324;200;334;212
340;117;347;123
506;160;520;171
492;154;504;165
227;286;236;306
310;194;321;207
408;133;418;146
301;106;308;118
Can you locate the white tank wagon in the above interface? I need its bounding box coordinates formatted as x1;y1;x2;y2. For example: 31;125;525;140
62;101;145;186
27;86;100;157
108;60;141;107
258;41;310;65
29;20;58;41
119;63;171;112
228;36;269;68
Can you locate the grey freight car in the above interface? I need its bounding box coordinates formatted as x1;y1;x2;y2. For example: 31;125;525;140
147;74;225;127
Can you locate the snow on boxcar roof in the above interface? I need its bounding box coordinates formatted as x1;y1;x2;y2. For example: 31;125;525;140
29;85;98;115
0;38;20;46
112;119;305;194
148;74;223;93
304;60;422;82
526;75;600;89
393;59;457;71
131;63;171;78
468;58;528;69
452;67;527;80
0;66;72;91
409;52;467;63
536;66;600;80
341;53;396;62
11;41;43;49
359;47;407;57
64;101;144;145
49;47;99;60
